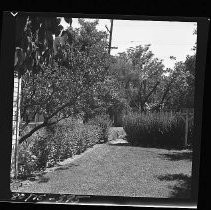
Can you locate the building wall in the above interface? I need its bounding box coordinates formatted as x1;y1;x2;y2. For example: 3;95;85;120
11;76;21;178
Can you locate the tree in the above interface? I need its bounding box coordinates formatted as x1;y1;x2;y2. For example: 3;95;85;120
165;55;196;109
110;45;167;112
159;27;196;110
19;18;111;144
110;43;196;112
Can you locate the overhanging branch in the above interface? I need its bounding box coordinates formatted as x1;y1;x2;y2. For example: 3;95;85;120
19;122;47;144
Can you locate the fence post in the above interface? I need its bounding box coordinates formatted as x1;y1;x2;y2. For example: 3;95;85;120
184;109;189;147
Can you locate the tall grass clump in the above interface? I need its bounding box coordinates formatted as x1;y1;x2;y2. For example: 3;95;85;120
16;117;102;179
123;111;187;149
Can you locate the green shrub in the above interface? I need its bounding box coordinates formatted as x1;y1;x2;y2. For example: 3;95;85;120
30;127;54;170
17;126;49;178
18;139;37;179
87;114;113;143
16;116;103;179
123;111;187;149
52;119;102;157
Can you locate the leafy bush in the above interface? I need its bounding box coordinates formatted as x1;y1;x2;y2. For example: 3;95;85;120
87;114;113;143
17;126;52;178
53;121;102;157
17;117;102;179
30;127;53;170
123;111;188;149
18;139;37;179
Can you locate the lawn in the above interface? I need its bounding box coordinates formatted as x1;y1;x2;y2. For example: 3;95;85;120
11;139;192;198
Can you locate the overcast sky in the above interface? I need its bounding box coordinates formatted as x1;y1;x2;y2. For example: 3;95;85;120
60;18;197;69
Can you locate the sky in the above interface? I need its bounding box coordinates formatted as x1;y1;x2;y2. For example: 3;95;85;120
60;18;197;69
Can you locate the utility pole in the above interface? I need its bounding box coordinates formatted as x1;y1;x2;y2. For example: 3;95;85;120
106;19;118;55
108;19;113;55
105;19;117;125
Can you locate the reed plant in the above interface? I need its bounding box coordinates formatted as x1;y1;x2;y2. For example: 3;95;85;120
123;111;186;148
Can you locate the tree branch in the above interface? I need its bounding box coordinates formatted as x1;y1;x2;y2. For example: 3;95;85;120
19;102;74;144
19;122;47;144
143;81;160;104
45;98;76;122
18;92;82;144
47;113;73;126
153;78;175;111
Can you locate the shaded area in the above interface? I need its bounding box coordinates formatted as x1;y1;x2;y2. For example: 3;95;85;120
36;163;79;183
19;171;48;182
124;138;187;150
54;166;70;171
108;140;187;151
27;172;50;183
38;176;50;183
157;173;191;198
109;142;131;146
159;151;192;161
54;163;79;171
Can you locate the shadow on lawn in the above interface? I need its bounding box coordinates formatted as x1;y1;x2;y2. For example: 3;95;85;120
160;151;192;161
36;163;79;183
108;137;187;150
38;176;50;183
54;163;79;171
27;171;50;183
157;173;192;198
109;141;186;151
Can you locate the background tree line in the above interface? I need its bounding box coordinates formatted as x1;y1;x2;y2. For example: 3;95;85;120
15;15;196;144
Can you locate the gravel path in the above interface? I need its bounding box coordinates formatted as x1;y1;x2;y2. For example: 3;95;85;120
11;139;192;198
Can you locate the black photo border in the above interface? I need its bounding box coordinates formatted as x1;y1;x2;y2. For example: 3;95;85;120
0;10;210;209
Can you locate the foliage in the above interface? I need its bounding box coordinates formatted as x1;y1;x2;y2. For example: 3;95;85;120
19;18;112;144
87;114;113;143
18;138;37;179
30;127;54;170
15;16;72;76
110;45;168;112
51;118;102;159
109;43;196;114
17;117;102;178
18;17;196;144
123;111;189;149
164;56;196;109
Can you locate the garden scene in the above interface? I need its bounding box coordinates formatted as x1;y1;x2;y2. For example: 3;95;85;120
11;16;196;199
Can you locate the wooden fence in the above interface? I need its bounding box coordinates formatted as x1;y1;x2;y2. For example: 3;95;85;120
160;108;194;147
176;108;194;147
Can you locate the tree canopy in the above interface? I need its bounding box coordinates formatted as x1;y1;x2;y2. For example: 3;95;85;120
19;17;112;144
108;43;196;113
